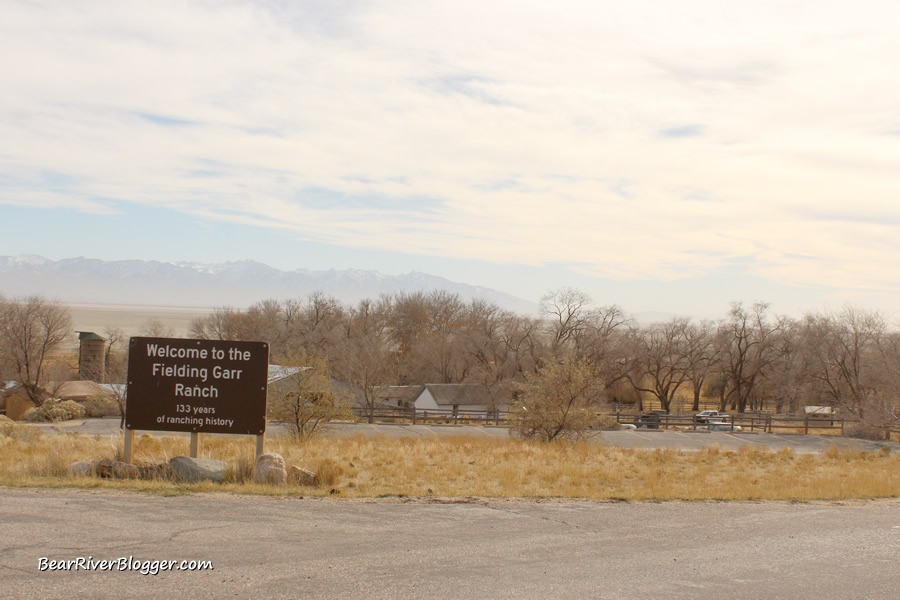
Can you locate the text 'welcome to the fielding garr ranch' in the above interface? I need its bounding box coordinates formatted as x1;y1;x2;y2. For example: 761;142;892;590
146;342;250;398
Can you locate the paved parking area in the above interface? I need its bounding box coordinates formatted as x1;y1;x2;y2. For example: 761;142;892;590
2;489;898;600
33;418;899;454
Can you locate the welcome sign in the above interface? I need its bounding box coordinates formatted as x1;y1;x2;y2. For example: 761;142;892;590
126;337;269;435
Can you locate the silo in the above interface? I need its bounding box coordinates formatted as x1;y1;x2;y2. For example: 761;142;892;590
78;332;107;382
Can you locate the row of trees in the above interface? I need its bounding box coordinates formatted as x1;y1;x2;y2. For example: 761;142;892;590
184;289;899;438
1;290;898;438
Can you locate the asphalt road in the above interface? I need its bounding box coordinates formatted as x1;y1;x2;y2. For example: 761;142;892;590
35;418;900;454
1;489;898;599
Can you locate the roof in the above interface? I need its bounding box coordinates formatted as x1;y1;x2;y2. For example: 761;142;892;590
77;331;106;342
100;383;126;397
54;380;114;400
1;383;50;401
373;386;423;402
267;365;306;385
413;384;508;407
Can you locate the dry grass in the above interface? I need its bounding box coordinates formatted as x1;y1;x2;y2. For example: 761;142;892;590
0;428;897;500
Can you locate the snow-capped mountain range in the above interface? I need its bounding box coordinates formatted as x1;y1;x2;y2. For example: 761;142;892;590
0;255;538;314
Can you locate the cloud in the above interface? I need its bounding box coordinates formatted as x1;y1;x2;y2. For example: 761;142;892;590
659;124;705;138
139;113;198;127
420;74;513;107
2;0;900;299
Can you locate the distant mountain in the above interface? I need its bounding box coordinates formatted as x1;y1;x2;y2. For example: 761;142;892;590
0;255;538;314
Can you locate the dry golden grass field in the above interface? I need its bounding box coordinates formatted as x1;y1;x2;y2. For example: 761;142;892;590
1;422;897;501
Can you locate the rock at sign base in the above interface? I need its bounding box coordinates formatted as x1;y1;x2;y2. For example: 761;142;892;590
169;456;227;483
67;461;94;477
94;459;140;479
137;462;171;480
252;452;287;484
291;465;319;487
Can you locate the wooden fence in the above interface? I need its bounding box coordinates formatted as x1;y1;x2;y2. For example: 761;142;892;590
349;406;855;434
351;406;507;426
613;413;847;434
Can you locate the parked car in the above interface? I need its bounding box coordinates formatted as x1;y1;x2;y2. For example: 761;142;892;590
694;410;722;424
633;413;661;429
708;422;742;432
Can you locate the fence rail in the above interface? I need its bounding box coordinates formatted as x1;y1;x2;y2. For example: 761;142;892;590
348;406;858;434
613;412;847;434
350;406;508;426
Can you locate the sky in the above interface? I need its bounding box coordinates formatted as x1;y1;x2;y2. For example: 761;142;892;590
2;0;900;320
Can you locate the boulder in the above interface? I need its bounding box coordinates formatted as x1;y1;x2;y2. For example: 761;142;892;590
137;462;171;480
94;459;139;479
290;465;319;487
67;461;94;477
169;456;227;483
251;452;287;484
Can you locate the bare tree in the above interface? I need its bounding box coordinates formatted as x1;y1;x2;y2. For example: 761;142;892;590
872;331;900;438
100;326;129;427
418;292;469;383
102;326;124;377
384;291;469;384
460;300;542;385
140;317;175;338
188;306;245;340
802;307;887;422
719;302;781;413
0;295;73;404
242;299;289;352
578;304;630;387
762;316;810;415
540;287;591;358
624;318;690;414
682;320;720;412
331;299;397;423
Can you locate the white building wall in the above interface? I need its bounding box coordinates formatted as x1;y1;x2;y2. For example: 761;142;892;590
414;389;440;410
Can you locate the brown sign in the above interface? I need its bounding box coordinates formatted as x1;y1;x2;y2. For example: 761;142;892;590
126;337;269;435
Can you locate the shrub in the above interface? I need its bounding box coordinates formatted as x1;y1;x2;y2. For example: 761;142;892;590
21;408;43;422
596;414;622;430
268;351;352;439
510;358;605;442
844;422;889;441
82;395;121;418
0;414;44;441
21;398;87;422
